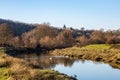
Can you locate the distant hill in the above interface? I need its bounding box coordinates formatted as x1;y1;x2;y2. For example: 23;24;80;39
0;19;35;36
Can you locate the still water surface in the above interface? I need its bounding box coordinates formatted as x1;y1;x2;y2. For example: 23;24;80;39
14;53;120;80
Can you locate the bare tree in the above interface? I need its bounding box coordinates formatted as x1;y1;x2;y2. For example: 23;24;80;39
0;23;13;45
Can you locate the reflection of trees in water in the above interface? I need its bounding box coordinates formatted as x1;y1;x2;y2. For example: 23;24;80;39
50;57;75;67
35;55;75;68
80;60;85;64
14;53;120;69
15;53;76;68
58;58;75;67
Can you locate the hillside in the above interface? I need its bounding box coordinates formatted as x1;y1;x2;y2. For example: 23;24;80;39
0;19;35;36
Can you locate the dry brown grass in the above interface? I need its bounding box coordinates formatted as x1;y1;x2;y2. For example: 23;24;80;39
50;44;120;69
0;52;76;80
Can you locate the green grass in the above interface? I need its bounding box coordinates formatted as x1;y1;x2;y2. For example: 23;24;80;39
0;67;10;80
82;44;111;50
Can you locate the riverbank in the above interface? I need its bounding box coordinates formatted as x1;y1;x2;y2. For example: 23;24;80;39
50;44;120;69
0;52;76;80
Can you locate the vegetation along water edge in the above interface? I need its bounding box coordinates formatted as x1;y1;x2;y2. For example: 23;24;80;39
0;51;77;80
50;44;120;69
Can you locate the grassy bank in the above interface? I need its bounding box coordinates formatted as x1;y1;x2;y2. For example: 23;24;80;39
50;44;120;69
0;52;76;80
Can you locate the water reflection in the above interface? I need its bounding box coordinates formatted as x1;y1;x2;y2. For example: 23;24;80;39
14;53;120;80
15;53;76;68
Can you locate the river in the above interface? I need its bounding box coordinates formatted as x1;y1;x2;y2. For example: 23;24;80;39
14;53;120;80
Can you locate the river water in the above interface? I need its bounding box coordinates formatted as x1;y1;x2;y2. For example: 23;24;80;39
14;53;120;80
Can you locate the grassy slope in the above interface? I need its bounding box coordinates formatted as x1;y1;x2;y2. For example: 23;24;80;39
51;44;120;69
0;52;76;80
82;44;111;49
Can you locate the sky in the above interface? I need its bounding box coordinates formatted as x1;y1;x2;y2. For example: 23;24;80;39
0;0;120;30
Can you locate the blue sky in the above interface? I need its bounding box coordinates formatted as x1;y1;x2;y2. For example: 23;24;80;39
0;0;120;30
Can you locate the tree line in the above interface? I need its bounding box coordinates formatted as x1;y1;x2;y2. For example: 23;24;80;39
0;19;120;50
